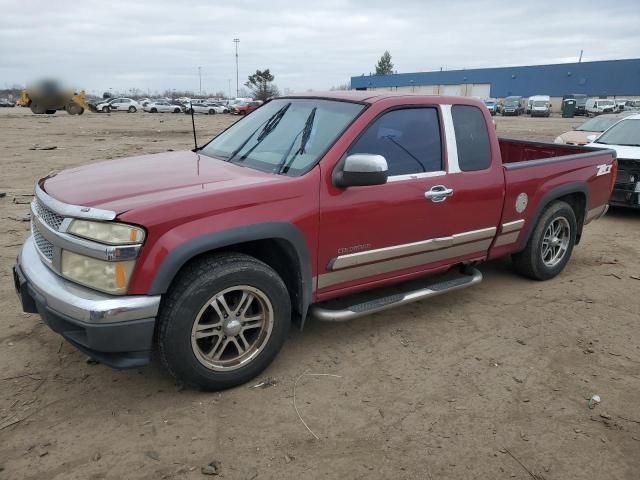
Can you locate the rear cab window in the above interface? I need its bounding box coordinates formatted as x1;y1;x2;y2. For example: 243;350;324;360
451;105;491;171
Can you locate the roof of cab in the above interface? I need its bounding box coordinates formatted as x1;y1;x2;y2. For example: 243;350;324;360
279;90;485;106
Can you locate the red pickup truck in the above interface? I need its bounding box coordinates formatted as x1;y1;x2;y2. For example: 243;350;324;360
14;92;616;390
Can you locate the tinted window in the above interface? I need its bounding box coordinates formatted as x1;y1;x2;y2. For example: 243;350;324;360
452;105;491;171
348;108;442;176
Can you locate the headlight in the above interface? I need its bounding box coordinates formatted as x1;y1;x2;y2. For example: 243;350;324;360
67;220;145;245
62;250;135;294
553;136;565;144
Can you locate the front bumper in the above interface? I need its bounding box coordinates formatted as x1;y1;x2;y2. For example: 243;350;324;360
13;237;161;368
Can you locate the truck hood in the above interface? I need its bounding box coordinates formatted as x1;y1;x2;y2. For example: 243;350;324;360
42;150;282;213
586;143;640;160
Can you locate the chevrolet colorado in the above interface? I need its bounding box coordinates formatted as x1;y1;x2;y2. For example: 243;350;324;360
14;92;617;390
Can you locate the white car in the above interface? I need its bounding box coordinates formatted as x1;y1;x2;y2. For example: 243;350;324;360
586;113;640;208
185;103;227;114
143;101;183;113
96;97;140;113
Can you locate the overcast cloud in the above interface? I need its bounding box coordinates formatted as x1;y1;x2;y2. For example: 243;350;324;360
1;0;638;96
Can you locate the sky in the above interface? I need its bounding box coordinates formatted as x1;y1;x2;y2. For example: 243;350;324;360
1;0;639;97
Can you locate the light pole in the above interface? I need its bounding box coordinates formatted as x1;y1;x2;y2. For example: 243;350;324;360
228;79;231;100
233;38;240;97
198;66;202;96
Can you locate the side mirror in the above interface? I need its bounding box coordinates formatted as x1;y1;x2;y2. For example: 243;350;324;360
586;134;597;142
334;154;388;188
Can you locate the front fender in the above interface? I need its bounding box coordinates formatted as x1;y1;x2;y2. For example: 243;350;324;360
145;222;313;320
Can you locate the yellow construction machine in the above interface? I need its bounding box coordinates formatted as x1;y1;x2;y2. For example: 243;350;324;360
17;80;87;115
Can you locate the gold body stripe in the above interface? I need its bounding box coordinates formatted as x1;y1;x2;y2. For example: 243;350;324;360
318;238;493;289
330;227;496;271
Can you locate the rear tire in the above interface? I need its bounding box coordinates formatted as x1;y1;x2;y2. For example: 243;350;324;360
150;108;157;113
208;109;215;115
173;107;181;113
512;201;577;281
128;106;136;113
157;253;291;391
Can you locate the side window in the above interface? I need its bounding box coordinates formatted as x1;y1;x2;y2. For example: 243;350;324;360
347;108;442;176
451;105;491;171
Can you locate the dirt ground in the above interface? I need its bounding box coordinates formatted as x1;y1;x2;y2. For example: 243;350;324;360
0;108;639;480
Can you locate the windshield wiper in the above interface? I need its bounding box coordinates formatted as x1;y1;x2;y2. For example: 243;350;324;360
383;135;426;172
277;107;317;174
225;103;291;163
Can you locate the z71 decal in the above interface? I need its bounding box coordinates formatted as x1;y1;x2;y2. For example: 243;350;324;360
596;164;613;176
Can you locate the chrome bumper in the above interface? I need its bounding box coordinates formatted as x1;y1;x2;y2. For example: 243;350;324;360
18;236;160;324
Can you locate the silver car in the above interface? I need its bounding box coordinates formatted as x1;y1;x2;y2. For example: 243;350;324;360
143;101;183;113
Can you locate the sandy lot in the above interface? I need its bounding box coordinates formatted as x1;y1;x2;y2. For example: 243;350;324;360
1;108;639;480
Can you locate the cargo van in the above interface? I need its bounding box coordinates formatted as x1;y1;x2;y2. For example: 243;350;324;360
502;96;525;116
585;98;616;116
528;95;551;117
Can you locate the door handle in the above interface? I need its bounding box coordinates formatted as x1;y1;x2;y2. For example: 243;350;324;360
425;185;454;203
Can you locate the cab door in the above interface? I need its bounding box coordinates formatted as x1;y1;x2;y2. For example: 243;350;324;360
316;103;503;297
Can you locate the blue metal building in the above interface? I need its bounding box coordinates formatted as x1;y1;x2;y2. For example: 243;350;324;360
350;58;640;97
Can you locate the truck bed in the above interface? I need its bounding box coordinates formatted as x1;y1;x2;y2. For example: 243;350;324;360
490;138;617;259
499;138;591;164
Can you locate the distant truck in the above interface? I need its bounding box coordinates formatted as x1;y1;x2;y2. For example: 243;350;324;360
586;98;616;116
528;95;552;117
14;92;617;390
563;94;588;116
502;96;525;116
17;80;87;115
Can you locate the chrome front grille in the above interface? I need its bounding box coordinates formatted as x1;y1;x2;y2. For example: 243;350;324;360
32;221;54;261
33;197;65;231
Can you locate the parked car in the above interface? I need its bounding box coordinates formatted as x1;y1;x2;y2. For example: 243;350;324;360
0;98;16;107
230;100;263;115
563;94;588;115
96;98;140;113
483;98;498;115
185;103;227;115
624;100;640;111
529;95;551;117
587;113;640;208
554;113;631;145
501;96;525;116
14;93;616;390
144;100;183;113
586;98;616;116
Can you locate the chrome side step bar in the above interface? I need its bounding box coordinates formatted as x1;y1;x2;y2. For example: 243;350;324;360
310;268;482;322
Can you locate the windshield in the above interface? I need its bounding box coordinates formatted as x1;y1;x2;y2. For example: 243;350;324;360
533;101;548;107
200;98;365;176
595;119;640;146
576;116;621;132
483;100;495;105
505;98;519;106
598;100;614;107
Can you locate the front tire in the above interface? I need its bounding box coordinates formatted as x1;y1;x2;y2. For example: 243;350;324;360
157;253;291;391
150;107;157;113
173;107;181;113
512;201;577;280
102;106;110;113
128;106;137;113
208;109;215;115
